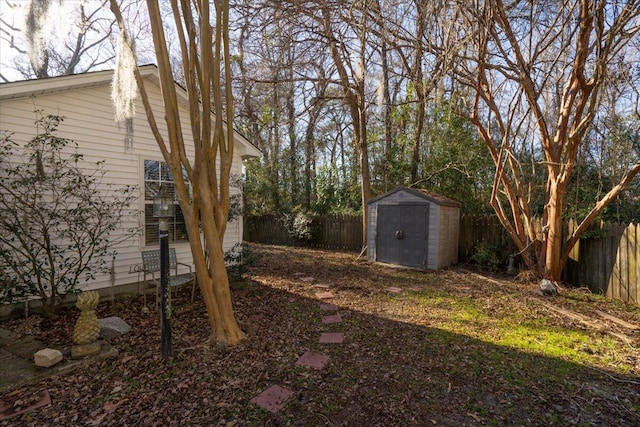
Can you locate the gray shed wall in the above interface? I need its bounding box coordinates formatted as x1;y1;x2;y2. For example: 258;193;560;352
436;205;460;268
367;188;460;270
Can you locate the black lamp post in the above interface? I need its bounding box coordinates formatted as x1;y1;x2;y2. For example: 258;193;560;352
153;188;174;358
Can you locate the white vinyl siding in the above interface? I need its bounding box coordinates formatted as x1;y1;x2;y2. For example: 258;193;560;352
0;75;246;293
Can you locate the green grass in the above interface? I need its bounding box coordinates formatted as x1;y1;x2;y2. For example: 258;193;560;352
497;324;590;359
407;290;636;373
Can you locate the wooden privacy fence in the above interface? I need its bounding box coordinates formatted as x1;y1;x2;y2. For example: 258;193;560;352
458;215;639;304
245;214;639;304
563;221;639;305
244;215;295;246
244;214;363;251
458;215;515;263
316;214;363;251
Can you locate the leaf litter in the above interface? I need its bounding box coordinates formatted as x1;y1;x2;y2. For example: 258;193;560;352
1;243;639;426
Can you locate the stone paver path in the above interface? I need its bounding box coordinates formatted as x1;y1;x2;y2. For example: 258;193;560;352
321;314;342;324
295;351;329;369
250;385;293;413
386;286;403;293
319;332;344;344
251;283;346;413
315;291;334;299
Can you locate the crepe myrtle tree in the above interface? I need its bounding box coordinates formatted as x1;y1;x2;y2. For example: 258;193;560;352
110;0;246;345
453;0;640;281
0;113;137;318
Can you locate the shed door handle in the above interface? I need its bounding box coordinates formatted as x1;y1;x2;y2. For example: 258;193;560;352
395;230;404;240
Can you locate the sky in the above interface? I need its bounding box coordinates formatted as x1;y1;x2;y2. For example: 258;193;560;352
0;0;31;81
0;0;124;82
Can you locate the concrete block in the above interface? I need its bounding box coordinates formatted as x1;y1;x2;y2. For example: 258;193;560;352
99;316;131;338
34;348;63;368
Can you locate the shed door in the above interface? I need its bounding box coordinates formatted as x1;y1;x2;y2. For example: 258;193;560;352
376;204;429;268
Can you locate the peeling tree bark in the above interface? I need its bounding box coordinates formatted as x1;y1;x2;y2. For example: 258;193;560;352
110;0;243;346
455;0;640;281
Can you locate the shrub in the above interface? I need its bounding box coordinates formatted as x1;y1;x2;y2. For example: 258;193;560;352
282;211;319;244
471;243;501;271
0;113;137;317
224;243;252;282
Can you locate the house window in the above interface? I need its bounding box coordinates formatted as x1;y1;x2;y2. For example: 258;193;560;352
144;159;190;245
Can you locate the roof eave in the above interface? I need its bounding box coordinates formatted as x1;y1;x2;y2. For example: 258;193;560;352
368;186;462;208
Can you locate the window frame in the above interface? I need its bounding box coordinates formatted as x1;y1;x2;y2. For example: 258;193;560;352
141;157;191;248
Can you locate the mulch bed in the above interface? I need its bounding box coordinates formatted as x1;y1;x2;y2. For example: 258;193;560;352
1;243;639;426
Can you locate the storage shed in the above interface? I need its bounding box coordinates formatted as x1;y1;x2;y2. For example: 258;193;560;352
367;186;461;270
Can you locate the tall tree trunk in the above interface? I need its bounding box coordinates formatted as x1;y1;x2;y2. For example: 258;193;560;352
411;76;425;185
110;0;244;346
286;43;298;207
380;36;393;190
270;81;281;212
353;101;372;242
303;102;321;209
544;176;565;280
321;3;372;246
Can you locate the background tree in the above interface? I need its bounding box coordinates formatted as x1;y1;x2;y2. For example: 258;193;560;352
110;0;245;345
0;0;149;81
0;114;136;317
452;0;640;280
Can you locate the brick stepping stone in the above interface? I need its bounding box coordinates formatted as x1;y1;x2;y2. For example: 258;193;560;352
0;390;51;421
319;332;344;344
386;286;403;293
295;351;329;369
322;314;342;324
250;385;293;413
313;284;330;289
300;277;315;283
319;303;339;311
315;291;334;300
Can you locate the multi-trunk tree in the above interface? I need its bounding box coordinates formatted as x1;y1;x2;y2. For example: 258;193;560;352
110;0;244;345
453;0;640;281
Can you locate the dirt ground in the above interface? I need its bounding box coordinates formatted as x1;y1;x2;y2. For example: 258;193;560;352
1;243;639;426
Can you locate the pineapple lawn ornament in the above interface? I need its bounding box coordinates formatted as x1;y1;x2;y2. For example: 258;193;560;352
71;291;102;358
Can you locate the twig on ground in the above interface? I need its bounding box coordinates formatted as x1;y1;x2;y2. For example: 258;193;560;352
355;246;367;262
589;366;640;385
614;393;637;418
317;411;335;426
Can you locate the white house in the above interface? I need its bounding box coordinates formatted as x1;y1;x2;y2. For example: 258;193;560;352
0;65;260;300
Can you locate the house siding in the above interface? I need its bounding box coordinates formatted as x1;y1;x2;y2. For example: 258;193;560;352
0;77;245;294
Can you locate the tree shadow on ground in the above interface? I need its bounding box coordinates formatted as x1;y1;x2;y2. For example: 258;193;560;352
227;282;640;427
1;245;638;426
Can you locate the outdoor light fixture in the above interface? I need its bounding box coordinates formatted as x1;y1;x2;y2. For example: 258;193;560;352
153;186;173;358
153;189;175;219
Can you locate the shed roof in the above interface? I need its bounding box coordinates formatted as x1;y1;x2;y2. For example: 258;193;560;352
368;186;462;208
0;65;261;159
